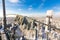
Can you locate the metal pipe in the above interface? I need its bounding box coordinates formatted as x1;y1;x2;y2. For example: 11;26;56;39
35;29;37;40
2;0;6;30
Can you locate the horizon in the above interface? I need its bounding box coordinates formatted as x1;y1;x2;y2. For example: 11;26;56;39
0;13;60;18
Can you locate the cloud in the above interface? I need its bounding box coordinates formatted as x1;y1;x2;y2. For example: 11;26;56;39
6;10;20;14
39;0;46;9
28;7;32;10
18;9;22;11
0;1;2;8
54;12;60;17
53;6;60;10
0;9;3;17
0;3;2;6
29;13;46;17
8;0;19;3
39;3;44;8
52;6;60;17
28;5;32;10
0;9;19;17
0;9;16;17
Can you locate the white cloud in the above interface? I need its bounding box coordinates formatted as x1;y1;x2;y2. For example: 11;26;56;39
28;5;32;10
9;0;19;3
53;6;60;10
39;0;46;8
28;7;32;10
39;3;44;8
29;13;46;17
0;9;19;17
52;6;60;17
54;12;60;17
18;9;22;11
6;10;15;14
0;9;3;17
0;3;2;6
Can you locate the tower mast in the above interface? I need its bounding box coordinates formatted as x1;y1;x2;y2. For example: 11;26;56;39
2;0;7;30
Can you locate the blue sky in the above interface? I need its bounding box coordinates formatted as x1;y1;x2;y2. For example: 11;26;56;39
0;0;60;16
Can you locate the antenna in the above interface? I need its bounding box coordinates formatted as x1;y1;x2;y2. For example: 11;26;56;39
2;0;7;30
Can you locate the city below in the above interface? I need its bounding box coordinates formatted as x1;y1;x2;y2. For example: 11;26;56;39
0;10;60;40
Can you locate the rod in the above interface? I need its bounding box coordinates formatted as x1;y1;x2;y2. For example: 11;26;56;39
2;0;6;30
